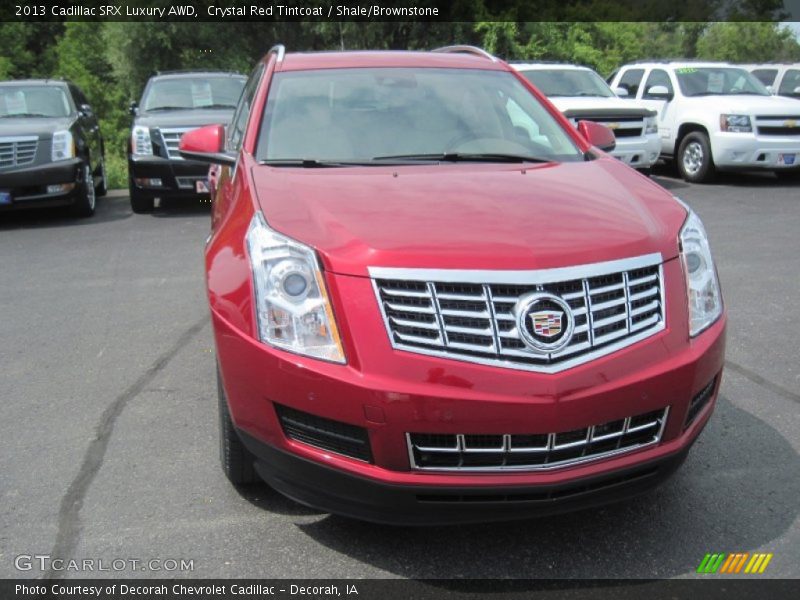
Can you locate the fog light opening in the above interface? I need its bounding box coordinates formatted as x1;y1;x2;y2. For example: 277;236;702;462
134;177;163;188
46;183;76;194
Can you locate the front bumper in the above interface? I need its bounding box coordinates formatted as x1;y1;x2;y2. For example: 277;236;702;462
128;155;210;198
0;158;82;211
610;135;661;168
242;427;695;525
711;133;800;169
214;257;726;524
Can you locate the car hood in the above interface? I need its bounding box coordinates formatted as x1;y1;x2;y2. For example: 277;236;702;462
252;158;687;277
549;96;652;115
0;116;75;138
135;108;236;129
685;94;800;115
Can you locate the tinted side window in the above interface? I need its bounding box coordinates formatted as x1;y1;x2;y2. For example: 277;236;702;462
752;69;778;87
778;69;800;97
642;69;673;99
617;69;645;97
228;64;264;151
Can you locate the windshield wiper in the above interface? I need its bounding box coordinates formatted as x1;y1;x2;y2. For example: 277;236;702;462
0;113;53;118
372;152;552;163
259;158;368;168
145;106;189;112
198;103;237;109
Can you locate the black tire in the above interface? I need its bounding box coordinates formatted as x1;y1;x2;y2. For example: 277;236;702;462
95;156;108;197
774;168;800;182
129;176;154;213
70;162;96;218
677;132;716;183
218;367;260;485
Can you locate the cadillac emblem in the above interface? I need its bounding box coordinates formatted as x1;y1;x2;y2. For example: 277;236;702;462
515;293;575;354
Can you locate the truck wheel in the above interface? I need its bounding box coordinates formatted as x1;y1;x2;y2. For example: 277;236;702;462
218;367;260;485
71;162;96;218
129;177;154;213
678;132;716;183
95;156;108;197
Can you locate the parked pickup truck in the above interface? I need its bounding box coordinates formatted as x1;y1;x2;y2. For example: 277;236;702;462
609;61;800;182
742;63;800;100
513;62;661;172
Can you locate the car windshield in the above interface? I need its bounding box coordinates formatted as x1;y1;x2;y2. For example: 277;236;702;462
141;76;245;111
519;68;615;98
675;67;770;97
257;68;583;164
0;85;72;118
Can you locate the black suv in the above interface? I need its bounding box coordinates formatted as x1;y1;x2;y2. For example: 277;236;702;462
0;79;106;217
128;71;245;213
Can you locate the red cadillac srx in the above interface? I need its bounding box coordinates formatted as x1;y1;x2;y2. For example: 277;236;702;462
180;45;726;525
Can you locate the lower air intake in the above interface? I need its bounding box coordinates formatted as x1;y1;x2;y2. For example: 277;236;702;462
275;404;372;463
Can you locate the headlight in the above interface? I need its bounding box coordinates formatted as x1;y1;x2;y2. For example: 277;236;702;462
131;125;153;155
678;202;723;336
719;114;752;133
644;116;658;135
51;130;75;161
246;212;345;363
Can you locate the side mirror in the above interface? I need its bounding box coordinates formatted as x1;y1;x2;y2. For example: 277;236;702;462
79;103;93;117
793;86;800;95
645;85;672;100
614;86;629;97
766;85;775;94
577;120;616;153
178;124;236;166
129;101;138;116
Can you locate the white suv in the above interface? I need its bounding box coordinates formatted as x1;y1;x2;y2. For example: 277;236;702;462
742;63;800;100
609;61;800;182
514;63;661;171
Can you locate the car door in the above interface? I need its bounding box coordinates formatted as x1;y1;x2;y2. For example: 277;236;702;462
638;69;678;153
614;68;645;99
777;68;800;100
751;68;779;92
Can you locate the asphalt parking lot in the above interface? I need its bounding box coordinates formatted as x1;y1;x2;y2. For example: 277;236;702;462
0;168;798;580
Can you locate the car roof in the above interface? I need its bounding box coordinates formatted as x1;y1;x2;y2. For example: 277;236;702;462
0;79;69;86
150;71;245;80
621;60;739;69
278;50;507;72
511;63;592;72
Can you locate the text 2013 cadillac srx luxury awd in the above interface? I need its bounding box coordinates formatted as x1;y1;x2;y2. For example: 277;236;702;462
179;45;726;525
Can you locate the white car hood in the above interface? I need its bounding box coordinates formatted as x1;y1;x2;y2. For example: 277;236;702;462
685;94;800;115
548;96;648;112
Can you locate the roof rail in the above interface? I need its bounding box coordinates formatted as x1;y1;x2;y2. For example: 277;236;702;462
433;45;497;62
269;44;286;64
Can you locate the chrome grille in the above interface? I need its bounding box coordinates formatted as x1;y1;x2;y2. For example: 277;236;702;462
569;116;644;138
0;136;38;169
408;407;669;471
755;115;800;136
370;254;665;373
158;128;193;159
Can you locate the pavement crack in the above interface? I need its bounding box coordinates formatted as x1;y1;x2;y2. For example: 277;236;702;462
725;359;800;405
44;316;208;580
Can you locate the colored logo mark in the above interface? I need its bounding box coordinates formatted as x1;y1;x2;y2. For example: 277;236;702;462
697;552;773;574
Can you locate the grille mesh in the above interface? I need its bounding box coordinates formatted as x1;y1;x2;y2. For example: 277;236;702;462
275;404;372;463
0;137;38;169
373;256;664;372
408;407;668;471
158;128;193;160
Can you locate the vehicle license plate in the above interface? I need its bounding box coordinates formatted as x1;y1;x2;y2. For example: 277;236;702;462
0;191;11;205
779;154;796;165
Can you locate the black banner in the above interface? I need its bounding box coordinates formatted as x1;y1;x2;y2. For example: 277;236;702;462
1;0;799;22
2;579;800;600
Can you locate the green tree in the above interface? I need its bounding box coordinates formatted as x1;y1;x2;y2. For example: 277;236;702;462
696;22;800;62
